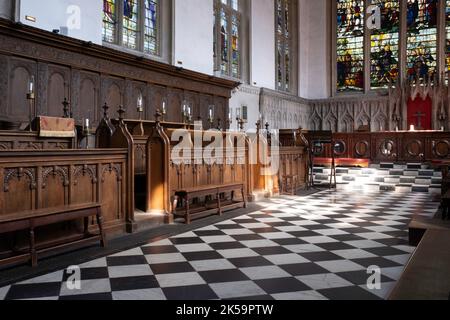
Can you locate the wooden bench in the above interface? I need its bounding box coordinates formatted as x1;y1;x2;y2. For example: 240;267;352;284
389;229;450;300
173;183;247;224
0;203;106;267
280;174;299;195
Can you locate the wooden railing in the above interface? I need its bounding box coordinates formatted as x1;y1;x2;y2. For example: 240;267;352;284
312;131;450;163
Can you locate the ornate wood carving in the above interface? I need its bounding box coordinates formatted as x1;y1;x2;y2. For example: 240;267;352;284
42;166;69;188
3;168;37;192
73;165;98;185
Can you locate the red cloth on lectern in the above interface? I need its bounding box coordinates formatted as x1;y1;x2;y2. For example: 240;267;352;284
407;95;432;130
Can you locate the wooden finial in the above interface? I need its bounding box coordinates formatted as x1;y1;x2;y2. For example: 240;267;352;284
256;120;261;132
117;106;126;121
62;98;70;118
155;109;162;123
102;103;110;119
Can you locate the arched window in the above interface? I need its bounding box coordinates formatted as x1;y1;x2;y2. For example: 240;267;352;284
214;0;242;79
445;0;450;73
276;0;295;92
335;0;443;93
370;0;400;88
406;0;437;82
102;0;160;56
337;0;365;92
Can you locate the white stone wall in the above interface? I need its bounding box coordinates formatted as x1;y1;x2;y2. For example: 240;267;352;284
173;0;214;75
0;0;13;20
19;0;103;44
260;89;310;130
4;0;333;131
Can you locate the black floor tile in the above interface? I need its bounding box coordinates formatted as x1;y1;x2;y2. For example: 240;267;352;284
280;263;329;276
141;245;179;255
182;251;223;261
228;256;273;268
149;262;195;275
110;275;159;291
5;282;61;300
106;255;148;267
318;285;381;300
252;246;292;256
163;285;218;300
255;277;311;294
199;269;249;283
59;292;113;300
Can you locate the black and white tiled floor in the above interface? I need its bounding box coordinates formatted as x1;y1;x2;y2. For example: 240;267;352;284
0;190;439;300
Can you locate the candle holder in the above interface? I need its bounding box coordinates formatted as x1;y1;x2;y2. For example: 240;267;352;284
83;121;91;150
161;104;167;122
238;119;245;132
225;118;231;131
26;92;36;132
216;118;222;131
62;98;71;118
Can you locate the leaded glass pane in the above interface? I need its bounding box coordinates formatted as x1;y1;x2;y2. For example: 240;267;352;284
215;0;241;78
337;0;365;92
406;0;438;81
446;0;450;74
276;0;292;92
220;8;229;74
370;0;400;88
103;0;117;43
123;0;139;50
144;0;158;55
231;15;240;78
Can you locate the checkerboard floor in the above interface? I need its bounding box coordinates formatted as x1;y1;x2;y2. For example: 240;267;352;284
0;190;439;300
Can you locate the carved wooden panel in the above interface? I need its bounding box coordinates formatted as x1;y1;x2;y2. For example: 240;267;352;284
41;166;70;208
0;55;8;122
403;136;425;161
101;163;123;226
431;138;450;159
78;71;100;125
8;57;37;122
46;65;71;117
2;168;36;215
127;81;147;120
149;85;166;121
72;165;97;205
167;88;183;123
101;76;124;117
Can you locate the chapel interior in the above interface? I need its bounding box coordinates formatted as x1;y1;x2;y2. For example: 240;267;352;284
0;0;449;301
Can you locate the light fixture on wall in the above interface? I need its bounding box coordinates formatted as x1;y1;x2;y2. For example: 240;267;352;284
25;15;36;22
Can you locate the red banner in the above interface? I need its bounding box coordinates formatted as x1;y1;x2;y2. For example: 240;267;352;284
407;96;432;130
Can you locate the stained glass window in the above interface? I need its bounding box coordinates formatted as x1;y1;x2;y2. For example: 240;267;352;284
406;0;438;81
123;0;138;50
337;0;365;92
370;0;400;88
103;0;117;43
144;0;158;55
446;0;450;74
215;0;241;78
276;0;292;92
102;0;160;56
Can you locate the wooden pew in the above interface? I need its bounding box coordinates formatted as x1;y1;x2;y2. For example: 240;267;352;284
278;129;309;195
0;149;129;265
0;203;105;267
161;124;248;224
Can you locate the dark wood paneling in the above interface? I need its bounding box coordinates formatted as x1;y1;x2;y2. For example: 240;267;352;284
313;132;450;162
0;19;237;127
